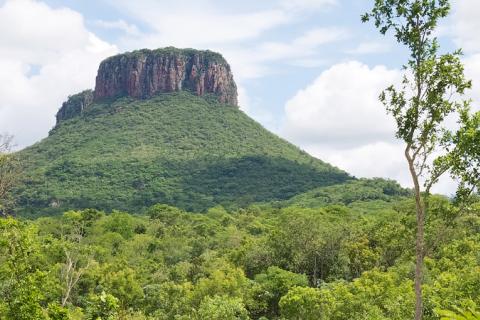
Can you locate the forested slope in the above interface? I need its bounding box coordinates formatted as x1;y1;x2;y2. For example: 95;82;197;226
16;92;350;216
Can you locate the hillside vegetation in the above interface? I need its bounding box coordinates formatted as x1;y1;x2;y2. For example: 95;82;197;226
16;92;349;216
283;178;412;208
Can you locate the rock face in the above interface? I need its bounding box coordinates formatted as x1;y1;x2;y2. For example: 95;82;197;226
56;90;94;124
54;48;238;126
94;47;238;105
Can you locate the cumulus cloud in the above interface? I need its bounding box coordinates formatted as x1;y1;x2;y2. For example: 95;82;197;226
0;0;117;148
282;61;399;147
310;142;406;182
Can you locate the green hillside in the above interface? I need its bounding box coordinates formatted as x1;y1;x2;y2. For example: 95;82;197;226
16;92;350;215
282;178;412;209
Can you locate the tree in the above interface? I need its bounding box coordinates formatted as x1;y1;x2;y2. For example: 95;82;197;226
279;286;327;320
196;295;250;320
281;269;415;320
0;134;20;215
254;266;309;317
85;291;119;320
362;1;473;319
0;218;47;319
59;211;93;307
446;109;480;202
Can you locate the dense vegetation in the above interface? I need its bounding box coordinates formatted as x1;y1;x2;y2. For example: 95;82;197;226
1;191;479;319
16;92;349;216
282;178;412;208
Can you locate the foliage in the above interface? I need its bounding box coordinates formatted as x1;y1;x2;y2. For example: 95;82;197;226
0;195;478;319
279;286;326;320
284;178;411;208
437;309;480;320
196;295;250;320
0;134;21;215
85;291;119;320
16;92;350;216
280;269;415;320
445;109;480;201
0;218;47;319
254;266;308;317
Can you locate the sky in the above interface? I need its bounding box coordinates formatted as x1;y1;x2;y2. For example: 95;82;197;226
0;0;479;195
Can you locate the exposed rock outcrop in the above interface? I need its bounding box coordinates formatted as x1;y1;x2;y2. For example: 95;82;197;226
56;90;94;124
94;47;238;105
55;48;238;126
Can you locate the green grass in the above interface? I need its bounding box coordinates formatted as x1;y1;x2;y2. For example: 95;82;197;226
16;92;350;216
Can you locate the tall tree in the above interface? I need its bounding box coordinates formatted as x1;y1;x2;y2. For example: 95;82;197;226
0;134;20;216
362;1;472;319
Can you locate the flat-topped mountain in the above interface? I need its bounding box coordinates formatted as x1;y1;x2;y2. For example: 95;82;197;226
15;48;351;216
56;48;238;124
94;48;238;104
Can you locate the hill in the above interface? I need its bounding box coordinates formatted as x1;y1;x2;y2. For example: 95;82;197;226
281;178;412;209
16;89;350;215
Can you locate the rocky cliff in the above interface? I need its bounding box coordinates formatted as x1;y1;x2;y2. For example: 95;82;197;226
56;90;94;124
94;47;238;105
55;48;238;125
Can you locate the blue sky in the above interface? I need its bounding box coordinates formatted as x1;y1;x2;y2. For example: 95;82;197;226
0;0;479;194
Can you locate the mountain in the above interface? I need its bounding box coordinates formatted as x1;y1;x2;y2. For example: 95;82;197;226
15;48;351;216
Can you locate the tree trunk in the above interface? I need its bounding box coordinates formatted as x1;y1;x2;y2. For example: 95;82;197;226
406;147;424;320
414;200;425;320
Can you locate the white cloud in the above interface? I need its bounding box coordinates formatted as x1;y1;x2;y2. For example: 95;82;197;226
93;19;140;36
255;27;347;62
464;54;480;106
219;27;347;82
346;41;390;55
107;0;338;49
310;141;407;183
289;58;327;68
109;0;290;48
452;0;480;53
0;0;117;148
282;61;399;147
237;86;250;113
294;27;347;48
280;0;338;12
451;1;480;112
